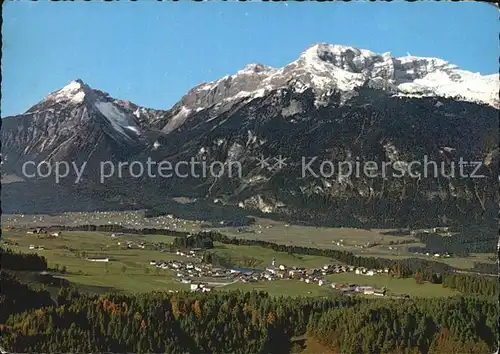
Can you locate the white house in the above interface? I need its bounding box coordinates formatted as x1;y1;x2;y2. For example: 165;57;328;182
150;261;156;266
266;266;276;274
318;279;327;286
87;257;109;262
50;232;61;237
29;245;35;249
366;270;375;276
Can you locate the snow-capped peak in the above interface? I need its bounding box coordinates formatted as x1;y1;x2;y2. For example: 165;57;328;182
177;43;498;116
36;79;143;141
48;79;88;104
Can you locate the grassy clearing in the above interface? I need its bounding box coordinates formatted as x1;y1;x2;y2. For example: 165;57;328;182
222;279;334;298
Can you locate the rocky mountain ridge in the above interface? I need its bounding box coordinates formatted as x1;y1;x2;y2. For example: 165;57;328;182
1;44;498;227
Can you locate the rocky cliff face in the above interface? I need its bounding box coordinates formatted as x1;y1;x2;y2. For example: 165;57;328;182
2;44;498;227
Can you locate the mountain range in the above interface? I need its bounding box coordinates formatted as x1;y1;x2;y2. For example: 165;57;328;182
2;43;498;227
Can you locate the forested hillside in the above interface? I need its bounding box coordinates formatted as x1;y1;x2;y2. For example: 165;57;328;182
0;287;497;353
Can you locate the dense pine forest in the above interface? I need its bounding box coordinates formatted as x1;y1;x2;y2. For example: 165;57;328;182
0;279;497;353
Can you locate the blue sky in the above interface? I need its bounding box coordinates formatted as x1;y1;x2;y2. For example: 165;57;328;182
2;1;498;117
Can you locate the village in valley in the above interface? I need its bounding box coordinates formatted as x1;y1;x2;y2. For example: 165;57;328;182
154;253;392;297
3;212;489;299
2;225;410;298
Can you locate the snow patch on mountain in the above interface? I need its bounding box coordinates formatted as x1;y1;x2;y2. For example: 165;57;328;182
396;68;498;105
94;100;141;138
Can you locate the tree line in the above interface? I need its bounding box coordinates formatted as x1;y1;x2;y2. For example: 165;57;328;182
409;231;496;256
0;247;48;271
172;233;214;250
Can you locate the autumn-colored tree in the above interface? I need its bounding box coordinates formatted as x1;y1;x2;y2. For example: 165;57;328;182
171;299;180;320
415;271;423;284
266;312;276;325
193;300;202;319
429;328;462;354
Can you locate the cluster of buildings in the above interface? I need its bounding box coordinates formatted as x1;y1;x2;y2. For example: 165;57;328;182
263;261;389;282
150;256;275;287
150;250;397;297
332;283;386;296
110;234;149;250
150;259;226;279
26;228;61;238
117;240;147;249
189;283;213;292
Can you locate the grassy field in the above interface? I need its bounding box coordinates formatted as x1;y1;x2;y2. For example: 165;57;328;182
3;230;187;294
218;218;407;248
222;279;334;297
208;242;339;269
